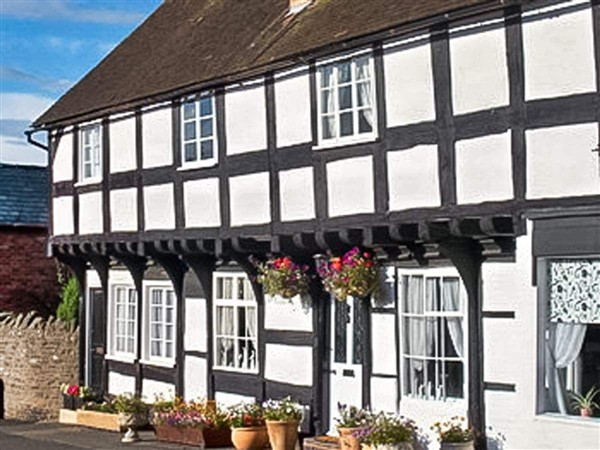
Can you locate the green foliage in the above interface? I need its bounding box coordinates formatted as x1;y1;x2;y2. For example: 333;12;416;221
56;277;80;322
228;402;265;428
263;396;303;421
113;393;149;415
570;386;599;413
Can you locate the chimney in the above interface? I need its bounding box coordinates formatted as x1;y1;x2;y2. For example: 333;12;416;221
289;0;312;15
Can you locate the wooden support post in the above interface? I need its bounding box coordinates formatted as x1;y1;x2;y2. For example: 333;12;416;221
439;238;486;450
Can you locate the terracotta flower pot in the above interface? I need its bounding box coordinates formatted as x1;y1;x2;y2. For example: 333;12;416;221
338;427;362;450
231;426;269;450
580;408;592;417
372;444;413;450
204;426;233;448
440;441;475;450
155;425;204;446
266;420;300;450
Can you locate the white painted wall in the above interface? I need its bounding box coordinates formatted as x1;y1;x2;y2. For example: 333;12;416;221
229;172;270;226
108;268;134;286
275;68;312;147
526;123;598;199
184;355;207;401
265;344;313;386
371;314;397;375
523;4;596;100
78;191;103;235
455;131;513;204
370;377;398;413
184;178;221;228
109;115;136;173
264;295;313;332
225;81;267;155
327;156;375;217
185;297;207;353
110;188;137;232
142;379;175;402
142;107;173;168
279;167;315;222
143;183;175;230
387;145;440;210
52;196;73;235
215;392;255;406
53;132;73;182
108;371;135;396
384;38;435;126
450;25;509;114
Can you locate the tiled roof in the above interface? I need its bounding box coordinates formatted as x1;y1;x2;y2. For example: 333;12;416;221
0;163;48;227
34;0;500;127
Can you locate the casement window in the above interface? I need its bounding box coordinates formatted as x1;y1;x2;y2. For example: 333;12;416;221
108;286;137;359
317;54;377;147
399;273;467;401
79;123;102;182
213;273;258;373
143;285;176;365
181;93;217;168
538;258;600;416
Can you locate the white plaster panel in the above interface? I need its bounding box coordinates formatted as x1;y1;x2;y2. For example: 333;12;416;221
275;69;312;147
450;26;509;114
387;145;440;211
78;191;103;235
143;183;175;230
110;188;137;232
53;132;73;182
456;132;513;204
384;41;435;126
225;83;267;155
523;6;596;100
109;116;136;173
142;107;173;168
183;178;221;228
215;392;255;406
264;295;313;332
142;379;175;402
229;172;271;226
52;196;74;235
108;371;135;396
327;156;375;217
526;123;599;199
265;344;312;386
279;167;315;222
184;355;207;401
86;270;100;288
370;377;398;413
185;298;207;352
108;268;134;286
371;314;397;376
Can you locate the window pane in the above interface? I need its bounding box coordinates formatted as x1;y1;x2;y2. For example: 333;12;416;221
183;102;196;120
83;130;90;145
338;61;351;83
404;317;425;356
184;122;196;140
404;276;423;313
321;66;334;87
166;291;174;306
166;342;173;358
127;321;134;337
338;85;352;110
445;361;464;398
127;338;134;353
426;278;439;312
200;118;213;138
200;96;212;116
340;112;353;136
334;300;348;363
128;305;135;320
321;89;334;113
442;278;460;312
184;143;197;162
223;278;233;299
117;337;125;352
152;290;162;304
358;109;373;133
217;338;234;367
216;306;234;335
444;318;462;358
151;340;161;357
356;82;371;107
84;164;92;179
237;278;244;300
165;325;173;340
322;116;336;139
238;307;246;337
166;308;173;324
355;57;370;80
200;140;213;160
151;323;162;339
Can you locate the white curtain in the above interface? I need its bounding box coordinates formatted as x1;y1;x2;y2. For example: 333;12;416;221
406;277;425;371
425;279;437;357
355;58;373;129
442;279;464;358
546;323;587;414
219;306;234;366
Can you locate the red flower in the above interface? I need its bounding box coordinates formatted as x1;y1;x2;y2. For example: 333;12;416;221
363;252;370;259
331;258;342;271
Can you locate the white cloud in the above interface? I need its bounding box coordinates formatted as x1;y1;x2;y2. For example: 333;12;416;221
0;92;55;121
0;135;47;166
0;66;72;93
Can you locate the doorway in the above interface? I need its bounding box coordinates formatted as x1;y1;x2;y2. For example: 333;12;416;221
87;287;105;393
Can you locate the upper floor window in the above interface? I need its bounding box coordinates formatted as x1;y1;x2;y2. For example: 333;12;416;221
143;284;176;365
317;54;377;147
213;273;258;373
108;285;137;360
79;123;102;182
181;94;217;168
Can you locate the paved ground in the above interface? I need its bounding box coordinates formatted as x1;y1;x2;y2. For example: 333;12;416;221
0;420;204;450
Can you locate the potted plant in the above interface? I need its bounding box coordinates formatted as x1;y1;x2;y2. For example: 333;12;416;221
570;386;599;417
60;383;95;410
316;247;379;301
355;413;415;450
252;256;310;299
263;397;303;450
336;403;371;450
431;417;474;450
203;402;233;447
113;393;149;443
153;397;207;446
229;402;269;450
77;398;121;431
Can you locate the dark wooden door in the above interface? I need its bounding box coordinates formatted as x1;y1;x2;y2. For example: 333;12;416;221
89;288;105;393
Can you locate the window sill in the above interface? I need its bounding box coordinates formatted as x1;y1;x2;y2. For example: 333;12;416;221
535;413;600;428
74;178;102;188
139;359;176;369
105;354;136;364
313;134;378;151
177;160;218;171
212;366;259;375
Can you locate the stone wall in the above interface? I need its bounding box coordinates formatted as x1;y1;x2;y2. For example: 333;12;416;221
0;312;79;421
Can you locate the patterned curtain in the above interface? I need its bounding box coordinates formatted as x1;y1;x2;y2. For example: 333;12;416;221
549;259;600;324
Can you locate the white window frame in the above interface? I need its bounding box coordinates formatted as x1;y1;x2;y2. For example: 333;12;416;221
212;272;259;374
142;281;176;367
78;123;102;183
106;284;137;363
398;268;468;402
315;50;378;149
180;93;218;169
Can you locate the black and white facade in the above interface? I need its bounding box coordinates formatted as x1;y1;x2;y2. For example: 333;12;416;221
34;0;599;448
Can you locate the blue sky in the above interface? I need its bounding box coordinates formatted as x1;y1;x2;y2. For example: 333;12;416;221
0;0;162;166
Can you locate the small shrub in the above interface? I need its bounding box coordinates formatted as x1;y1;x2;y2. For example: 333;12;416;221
56;277;79;322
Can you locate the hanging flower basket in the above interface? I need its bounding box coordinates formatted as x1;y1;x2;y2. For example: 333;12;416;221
252;256;310;299
316;247;378;301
